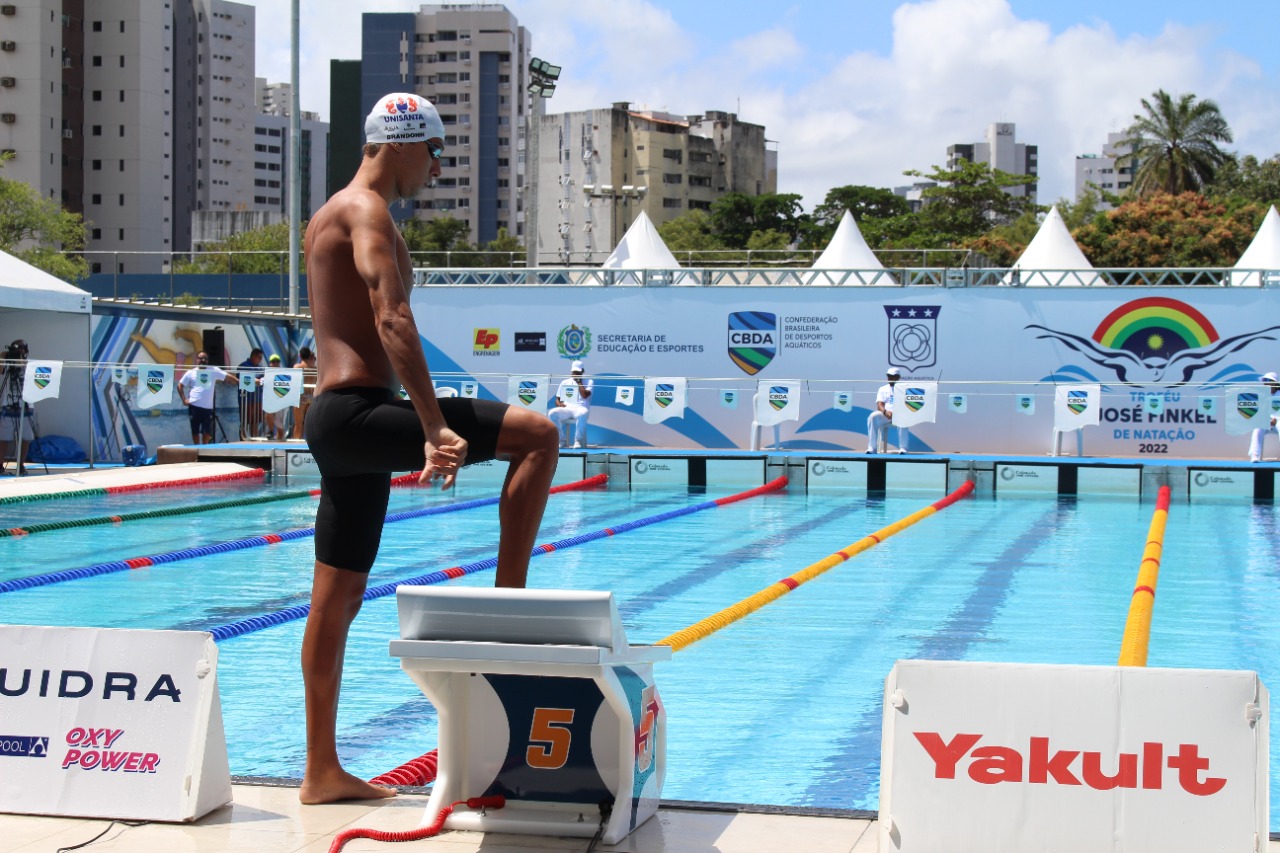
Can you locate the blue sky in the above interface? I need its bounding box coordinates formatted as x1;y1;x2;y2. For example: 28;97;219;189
251;0;1280;207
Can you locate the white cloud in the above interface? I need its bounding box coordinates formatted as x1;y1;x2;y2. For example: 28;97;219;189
249;0;1277;209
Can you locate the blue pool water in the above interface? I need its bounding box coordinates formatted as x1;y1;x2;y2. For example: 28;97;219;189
2;480;1278;818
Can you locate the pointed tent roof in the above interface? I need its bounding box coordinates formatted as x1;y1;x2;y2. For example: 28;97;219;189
812;210;885;270
1008;206;1094;286
0;248;92;313
1232;205;1280;287
602;211;680;269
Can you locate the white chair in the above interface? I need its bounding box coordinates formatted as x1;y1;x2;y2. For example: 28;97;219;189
434;386;458;398
1051;428;1084;457
549;404;590;448
749;393;781;451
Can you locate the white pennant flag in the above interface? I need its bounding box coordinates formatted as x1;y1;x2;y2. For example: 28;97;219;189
947;393;968;415
721;389;739;409
136;364;174;409
616;386;635;406
643;377;687;424
833;391;852;412
111;365;128;385
1196;395;1218;419
1015;394;1036;415
238;372;258;394
891;382;937;428
1054;384;1101;431
1224;385;1268;436
1143;394;1164;416
507;375;549;412
754;380;800;427
1272;394;1280;417
460;381;479;399
560;383;578;403
262;369;303;414
23;361;63;403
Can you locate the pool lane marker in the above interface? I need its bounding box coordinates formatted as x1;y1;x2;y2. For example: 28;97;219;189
0;471;424;538
655;480;976;653
1117;484;1172;667
0;474;609;595
0;466;266;506
207;476;789;642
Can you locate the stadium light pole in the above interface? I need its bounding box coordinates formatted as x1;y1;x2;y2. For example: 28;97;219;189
524;58;560;268
288;0;301;316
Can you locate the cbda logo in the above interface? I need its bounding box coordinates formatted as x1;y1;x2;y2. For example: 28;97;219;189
654;384;674;408
904;387;926;412
517;380;537;406
1067;390;1089;415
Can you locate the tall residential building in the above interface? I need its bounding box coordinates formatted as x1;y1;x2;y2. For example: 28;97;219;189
360;4;529;243
1075;131;1134;209
251;110;328;219
946;122;1038;203
535;104;774;264
327;59;362;198
0;0;264;273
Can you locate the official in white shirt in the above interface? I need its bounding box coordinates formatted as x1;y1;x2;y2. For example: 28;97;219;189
548;360;594;448
1249;371;1280;462
866;366;911;453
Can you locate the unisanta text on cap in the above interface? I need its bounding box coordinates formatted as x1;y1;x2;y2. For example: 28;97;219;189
365;93;446;145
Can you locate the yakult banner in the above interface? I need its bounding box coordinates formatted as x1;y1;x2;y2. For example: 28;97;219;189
891;382;938;429
0;625;231;822
136;364;174;410
407;286;1280;457
506;375;548;411
1054;384;1102;432
262;369;302;414
753;380;800;427
880;660;1268;853
22;361;62;403
1224;385;1268;436
644;377;687;424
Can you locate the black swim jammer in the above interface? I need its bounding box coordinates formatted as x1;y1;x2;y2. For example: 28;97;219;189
305;387;508;572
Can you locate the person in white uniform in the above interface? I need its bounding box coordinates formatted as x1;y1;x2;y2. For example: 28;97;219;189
548;360;593;448
866;366;910;454
1248;371;1280;462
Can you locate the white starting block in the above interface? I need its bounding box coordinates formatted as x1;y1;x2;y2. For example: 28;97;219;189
390;587;671;844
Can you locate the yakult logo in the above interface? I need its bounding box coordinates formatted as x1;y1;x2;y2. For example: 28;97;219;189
914;732;1226;796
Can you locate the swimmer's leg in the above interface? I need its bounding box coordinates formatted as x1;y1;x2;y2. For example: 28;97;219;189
299;561;396;804
493;406;559;588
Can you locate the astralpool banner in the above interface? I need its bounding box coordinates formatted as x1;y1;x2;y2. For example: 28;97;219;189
0;625;231;822
408;286;1280;457
262;369;302;414
880;660;1268;853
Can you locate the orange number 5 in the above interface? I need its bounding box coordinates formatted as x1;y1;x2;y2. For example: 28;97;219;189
526;707;575;769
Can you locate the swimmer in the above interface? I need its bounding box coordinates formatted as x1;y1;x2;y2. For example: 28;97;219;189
298;92;558;805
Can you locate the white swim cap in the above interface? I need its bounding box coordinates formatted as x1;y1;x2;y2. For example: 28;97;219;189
1263;371;1279;383
365;93;445;145
571;360;585;373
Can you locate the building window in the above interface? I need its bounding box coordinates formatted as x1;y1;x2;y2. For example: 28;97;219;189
119;160;124;171
118;194;124;205
119;90;124;102
663;173;682;184
118;228;124;240
118;125;124;137
91;194;101;204
91;159;101;170
119;56;124;67
92;56;101;67
92;90;101;101
662;198;680;208
91;125;101;136
91;228;101;239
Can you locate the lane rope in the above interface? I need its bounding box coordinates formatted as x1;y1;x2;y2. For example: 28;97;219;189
0;475;608;596
0;467;265;506
208;476;788;642
656;480;976;652
1117;484;1172;667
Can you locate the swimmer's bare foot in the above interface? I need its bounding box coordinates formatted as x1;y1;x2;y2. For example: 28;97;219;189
299;769;397;804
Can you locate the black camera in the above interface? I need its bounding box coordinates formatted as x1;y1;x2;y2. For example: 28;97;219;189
4;340;28;361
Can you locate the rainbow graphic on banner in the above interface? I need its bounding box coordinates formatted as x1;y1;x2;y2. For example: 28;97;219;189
1091;297;1219;360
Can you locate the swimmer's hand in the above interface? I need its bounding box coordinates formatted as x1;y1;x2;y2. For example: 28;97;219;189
421;425;468;489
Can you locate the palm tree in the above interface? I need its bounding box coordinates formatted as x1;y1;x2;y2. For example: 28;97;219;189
1119;90;1233;195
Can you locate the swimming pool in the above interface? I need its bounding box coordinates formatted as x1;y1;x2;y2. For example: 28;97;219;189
2;479;1278;819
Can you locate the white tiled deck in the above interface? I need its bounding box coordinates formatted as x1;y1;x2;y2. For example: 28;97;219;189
4;784;878;852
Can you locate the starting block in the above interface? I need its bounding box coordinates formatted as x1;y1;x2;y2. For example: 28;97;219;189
390;587;671;844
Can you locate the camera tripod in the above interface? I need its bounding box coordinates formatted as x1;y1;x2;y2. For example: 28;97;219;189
1;362;47;477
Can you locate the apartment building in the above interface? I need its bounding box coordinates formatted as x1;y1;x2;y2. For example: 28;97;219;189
946;122;1038;203
535;103;774;264
360;4;529;243
251;110;328;219
1075;131;1134;209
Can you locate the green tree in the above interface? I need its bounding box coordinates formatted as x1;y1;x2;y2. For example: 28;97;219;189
965;195;1105;266
174;221;297;274
0;152;90;281
473;227;526;267
1205;153;1280;208
882;160;1038;249
1119;90;1233;195
401;215;475;266
656;210;727;264
1072;192;1261;267
803;185;909;249
708;192;808;248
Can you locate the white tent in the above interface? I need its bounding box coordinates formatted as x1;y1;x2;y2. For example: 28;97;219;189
1232;205;1280;287
602;211;681;270
0;249;93;457
809;210;892;284
1007;205;1096;286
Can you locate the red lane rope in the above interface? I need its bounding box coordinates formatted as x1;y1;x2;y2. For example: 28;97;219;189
104;467;265;494
327;796;504;853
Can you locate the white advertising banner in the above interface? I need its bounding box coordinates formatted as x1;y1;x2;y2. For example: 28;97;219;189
406;286;1280;456
22;360;62;403
135;364;174;410
1224;385;1268;436
891;382;938;428
261;369;303;414
0;625;231;822
643;377;687;424
1054;384;1102;432
616;386;635;406
506;375;549;412
880;660;1268;853
753;380;801;427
